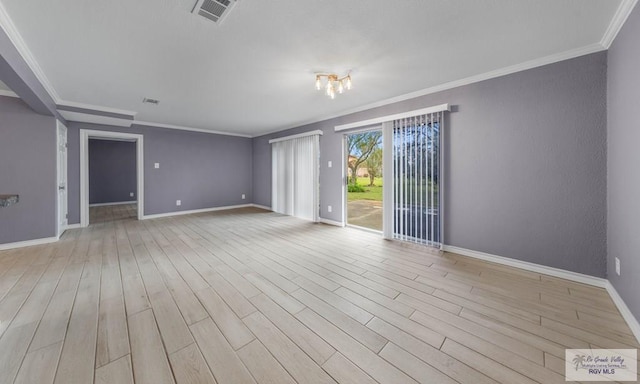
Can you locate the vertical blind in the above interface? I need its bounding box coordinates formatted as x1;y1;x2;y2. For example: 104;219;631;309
271;133;320;222
391;112;443;247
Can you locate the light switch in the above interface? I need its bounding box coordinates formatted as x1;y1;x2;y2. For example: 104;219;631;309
328;161;332;168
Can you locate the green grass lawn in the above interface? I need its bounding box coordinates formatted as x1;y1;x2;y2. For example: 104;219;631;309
347;177;439;205
347;177;383;201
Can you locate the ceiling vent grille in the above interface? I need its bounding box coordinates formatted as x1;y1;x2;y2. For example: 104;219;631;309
192;0;237;24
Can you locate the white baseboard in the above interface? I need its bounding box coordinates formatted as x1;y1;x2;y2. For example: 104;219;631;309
251;204;272;211
0;236;59;251
442;245;608;288
64;224;82;230
443;244;640;345
89;201;137;207
142;204;254;220
346;224;382;234
319;217;345;227
605;281;640;344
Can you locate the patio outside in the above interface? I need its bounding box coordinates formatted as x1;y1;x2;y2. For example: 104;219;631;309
347;177;383;230
346;131;383;231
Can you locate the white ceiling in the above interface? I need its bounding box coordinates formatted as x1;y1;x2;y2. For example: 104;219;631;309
0;0;625;136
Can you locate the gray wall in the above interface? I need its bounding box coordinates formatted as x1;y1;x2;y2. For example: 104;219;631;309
89;139;137;204
68;123;252;223
0;96;56;244
254;52;607;277
607;5;640;319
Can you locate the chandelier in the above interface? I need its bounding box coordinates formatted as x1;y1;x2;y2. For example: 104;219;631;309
315;73;352;99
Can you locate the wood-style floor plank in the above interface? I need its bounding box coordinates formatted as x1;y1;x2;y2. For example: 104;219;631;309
128;309;175;384
0;206;636;384
95;355;134;384
169;343;217;384
237;340;297;384
190;318;256;384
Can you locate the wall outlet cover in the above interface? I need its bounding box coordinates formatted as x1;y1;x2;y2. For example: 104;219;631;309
154;163;160;169
328;205;332;213
176;200;181;206
615;257;621;276
242;194;246;199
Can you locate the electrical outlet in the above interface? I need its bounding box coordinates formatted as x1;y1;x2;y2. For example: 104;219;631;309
242;194;246;200
615;257;621;276
130;192;134;197
327;205;332;213
176;200;181;206
154;162;160;169
328;161;332;168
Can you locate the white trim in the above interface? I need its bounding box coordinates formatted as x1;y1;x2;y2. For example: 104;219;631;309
56;120;68;238
59;111;133;128
442;245;640;344
605;281;640;344
142;204;253;220
382;122;393;239
268;130;324;144
89;201;137;207
251;204;272;211
80;130;144;227
57;101;137;117
252;44;608;138
64;224;82;230
0;236;59;251
319;217;345;227
335;104;451;131
0;90;19;98
442;245;608;288
0;2;61;103
134;121;252;138
341;134;347;226
346;224;382;235
601;0;639;48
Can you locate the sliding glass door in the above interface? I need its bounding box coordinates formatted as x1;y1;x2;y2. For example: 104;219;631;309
271;133;321;222
345;130;383;231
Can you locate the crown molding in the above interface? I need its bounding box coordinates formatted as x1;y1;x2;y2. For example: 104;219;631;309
601;0;639;48
59;110;134;128
257;43;606;138
0;0;630;139
133;120;252;138
0;89;19;98
0;2;61;103
57;101;137;118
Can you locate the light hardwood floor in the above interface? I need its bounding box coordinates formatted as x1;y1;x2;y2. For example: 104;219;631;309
89;203;137;224
0;207;637;384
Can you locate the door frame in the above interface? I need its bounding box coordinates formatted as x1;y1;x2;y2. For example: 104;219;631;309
56;120;68;237
342;125;384;233
80;129;144;227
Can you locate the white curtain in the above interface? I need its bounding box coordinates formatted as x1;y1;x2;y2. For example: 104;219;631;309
388;112;443;247
271;134;320;222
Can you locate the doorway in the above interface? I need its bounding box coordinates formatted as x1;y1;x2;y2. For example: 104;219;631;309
80;130;144;227
88;138;138;224
344;129;383;231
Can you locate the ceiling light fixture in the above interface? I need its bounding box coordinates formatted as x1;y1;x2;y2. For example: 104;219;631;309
315;73;352;99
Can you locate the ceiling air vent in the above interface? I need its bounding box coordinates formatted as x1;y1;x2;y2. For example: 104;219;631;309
192;0;237;24
142;98;160;105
